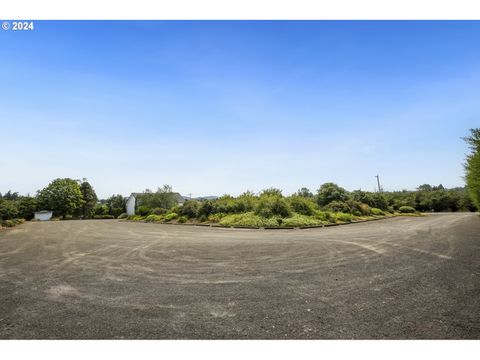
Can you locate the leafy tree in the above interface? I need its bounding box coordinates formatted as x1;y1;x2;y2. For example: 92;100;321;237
198;200;214;217
36;178;85;217
94;204;110;216
17;196;37;220
288;195;316;216
295;187;314;198
79;180;98;218
235;192;256;212
2;190;19;201
137;185;177;210
0;200;19;220
105;194;126;210
105;194;126;217
260;188;283;197
316;182;349;206
255;195;291;218
463;128;480;209
417;184;433;192
178;200;200;218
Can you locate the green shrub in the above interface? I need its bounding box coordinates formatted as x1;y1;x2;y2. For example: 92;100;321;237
151;208;167;215
208;213;225;223
178;201;200;218
235;192;256;212
345;200;367;216
333;212;353;223
399;206;416;213
109;207;125;218
260;188;283;197
145;214;163;222
198;214;208;222
164;212;178;222
281;214;324;227
0;200;19;220
211;195;238;214
371;208;385;216
323;200;351;213
1;219;16;227
93;215;114;219
219;212;278;227
117;213;128;219
314;210;333;223
358;203;371;216
255;195;292;218
316;183;350;206
198;201;214;217
137;206;151;216
1;218;25;227
288;196;316;216
126;215;144;221
93;204;110;216
178;216;188;223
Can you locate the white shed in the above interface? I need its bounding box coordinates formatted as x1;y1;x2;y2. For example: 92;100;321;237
34;210;53;221
126;194;136;216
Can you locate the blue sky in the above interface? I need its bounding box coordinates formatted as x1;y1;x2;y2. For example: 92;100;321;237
1;21;479;198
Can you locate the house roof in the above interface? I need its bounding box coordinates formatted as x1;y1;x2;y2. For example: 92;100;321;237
130;192;185;203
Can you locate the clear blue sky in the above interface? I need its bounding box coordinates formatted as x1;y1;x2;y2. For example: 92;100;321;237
1;21;479;198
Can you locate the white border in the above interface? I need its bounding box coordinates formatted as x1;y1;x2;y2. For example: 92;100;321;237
1;1;479;357
1;340;480;360
2;0;480;19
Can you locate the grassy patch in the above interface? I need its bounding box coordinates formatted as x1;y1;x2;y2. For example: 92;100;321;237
219;212;279;227
1;218;25;228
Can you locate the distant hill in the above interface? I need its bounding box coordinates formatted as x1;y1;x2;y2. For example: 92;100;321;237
192;196;218;201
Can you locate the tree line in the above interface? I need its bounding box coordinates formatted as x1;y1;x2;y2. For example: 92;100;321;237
0;178;126;222
1;128;479;225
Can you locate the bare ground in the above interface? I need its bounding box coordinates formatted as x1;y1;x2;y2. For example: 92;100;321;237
0;213;479;339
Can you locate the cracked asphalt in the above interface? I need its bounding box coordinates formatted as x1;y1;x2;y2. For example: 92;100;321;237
0;213;479;339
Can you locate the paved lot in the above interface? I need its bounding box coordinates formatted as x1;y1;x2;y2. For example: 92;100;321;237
0;214;479;339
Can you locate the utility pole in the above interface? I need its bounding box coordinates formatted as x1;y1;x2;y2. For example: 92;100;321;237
188;193;192;200
375;175;382;193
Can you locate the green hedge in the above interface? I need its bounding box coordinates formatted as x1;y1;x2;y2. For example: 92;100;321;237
398;206;416;213
1;218;25;227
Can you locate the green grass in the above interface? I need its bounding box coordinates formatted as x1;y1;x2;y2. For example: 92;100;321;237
219;212;279;227
281;213;325;227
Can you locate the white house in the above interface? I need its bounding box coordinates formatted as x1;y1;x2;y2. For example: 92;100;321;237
126;192;186;216
34;210;53;221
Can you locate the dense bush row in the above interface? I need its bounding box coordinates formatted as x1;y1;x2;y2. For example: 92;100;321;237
123;185;397;227
1;175;476;229
123;181;475;228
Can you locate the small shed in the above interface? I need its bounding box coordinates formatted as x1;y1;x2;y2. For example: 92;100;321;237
34;210;53;221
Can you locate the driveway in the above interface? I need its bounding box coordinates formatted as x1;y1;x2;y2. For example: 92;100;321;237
0;213;479;339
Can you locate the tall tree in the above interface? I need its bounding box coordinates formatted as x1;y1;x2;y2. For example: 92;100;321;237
295;187;314;198
79;179;98;218
463;128;480;209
